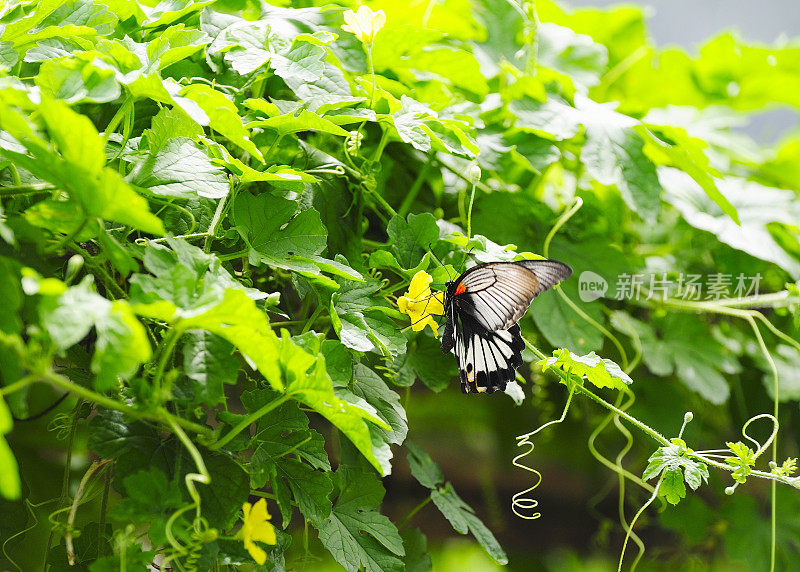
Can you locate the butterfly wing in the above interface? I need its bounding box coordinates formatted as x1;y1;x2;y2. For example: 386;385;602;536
453;259;572;331
450;315;525;393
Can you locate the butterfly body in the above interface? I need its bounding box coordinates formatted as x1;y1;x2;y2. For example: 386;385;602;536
441;260;573;394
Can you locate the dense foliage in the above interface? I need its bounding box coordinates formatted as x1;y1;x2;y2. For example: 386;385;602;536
1;0;800;570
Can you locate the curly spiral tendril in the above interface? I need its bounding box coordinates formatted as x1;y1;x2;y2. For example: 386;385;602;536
741;413;778;457
511;435;543;520
723;413;779;495
180;526;210;572
510;378;576;520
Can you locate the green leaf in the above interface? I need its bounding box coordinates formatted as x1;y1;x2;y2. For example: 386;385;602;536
633;314;737;404
110;467;183;546
726;441;756;484
270;41;326;84
329;276;406;357
36;276;151;390
430;482;508;564
142;0;215;28
762;344;800;402
532;289;605;353
536;22;608;90
36;55;121;103
340;364;408;475
97;229;138;277
208;20;276;75
317;466;405;572
637;125;739;225
643;443;709;505
402;527;433;572
386;213;439;269
242;391;331;526
0;396;20;500
87;411;168;482
245;100;351;137
394;334;456;392
199;450;251;530
246;395;330;472
510;95;581;141
575;95;661;223
180;289;285;391
661;167;800;278
282;60;364;113
216;153;316;188
92;301;152;391
539;348;632;391
181;84;263;161
272;458;332;526
143;106;203;154
126;137;229;199
234;192;326;264
660;467;688;505
321;340;354;387
146;24;210;69
287;354;390;475
181;331;239;407
0;98;164;234
388;96;478;156
233;192;354;283
405;441;444;489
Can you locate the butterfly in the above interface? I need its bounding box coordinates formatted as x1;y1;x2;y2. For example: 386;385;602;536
440;259;573;394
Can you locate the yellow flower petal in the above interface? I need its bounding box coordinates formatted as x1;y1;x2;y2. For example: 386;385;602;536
396;271;444;336
238;498;277;565
244;538;267;565
342;9;359;35
372;10;386;31
340;5;386;44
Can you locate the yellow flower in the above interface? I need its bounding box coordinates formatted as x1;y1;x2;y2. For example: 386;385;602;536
237;499;276;565
341;5;386;44
397;271;445;336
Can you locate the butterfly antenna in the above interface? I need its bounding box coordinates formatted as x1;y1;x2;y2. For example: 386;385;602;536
428;243;456;280
457;246;475;276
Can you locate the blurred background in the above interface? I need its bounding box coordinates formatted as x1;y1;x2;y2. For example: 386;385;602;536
575;0;800;144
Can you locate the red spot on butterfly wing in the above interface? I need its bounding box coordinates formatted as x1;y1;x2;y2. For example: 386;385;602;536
454;282;466;295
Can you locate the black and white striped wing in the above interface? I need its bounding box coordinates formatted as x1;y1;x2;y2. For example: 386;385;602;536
450;318;525;394
455;259;572;331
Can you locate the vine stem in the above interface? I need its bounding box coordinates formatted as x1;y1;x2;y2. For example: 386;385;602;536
618;475;662;571
209;394;291;451
66;460;112;565
397;152;434;218
525;339;669;447
162;413;211;568
398;496;432;531
542;197;583;260
42;400;81;569
0;184;56;196
68;243;126;300
37;369;210;436
366;42;376;110
152;325;183;402
365;184;397;217
466;178;476;241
